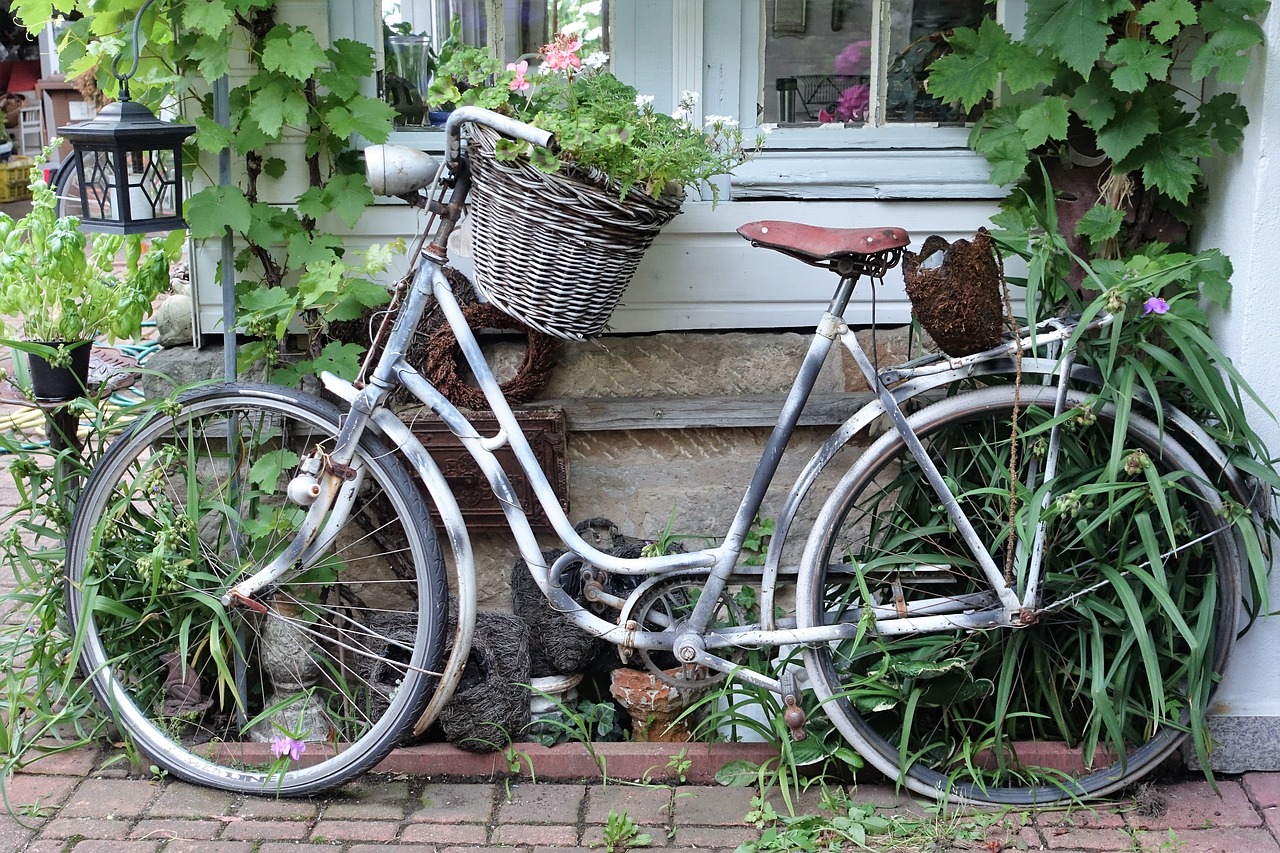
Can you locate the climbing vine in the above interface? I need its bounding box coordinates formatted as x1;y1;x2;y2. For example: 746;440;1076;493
15;0;401;383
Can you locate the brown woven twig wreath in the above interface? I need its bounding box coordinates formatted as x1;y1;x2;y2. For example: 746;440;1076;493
424;302;560;410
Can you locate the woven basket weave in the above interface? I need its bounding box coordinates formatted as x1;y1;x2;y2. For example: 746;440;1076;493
466;125;683;340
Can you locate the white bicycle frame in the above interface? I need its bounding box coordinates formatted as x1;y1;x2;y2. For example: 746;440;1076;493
223;107;1125;735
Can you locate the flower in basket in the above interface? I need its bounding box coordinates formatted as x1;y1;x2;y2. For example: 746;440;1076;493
0;146;181;350
427;32;758;201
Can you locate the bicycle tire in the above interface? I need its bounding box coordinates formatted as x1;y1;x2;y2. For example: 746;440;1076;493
65;383;448;796
798;383;1241;805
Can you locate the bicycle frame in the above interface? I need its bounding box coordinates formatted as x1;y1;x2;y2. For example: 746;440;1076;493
223;112;1123;732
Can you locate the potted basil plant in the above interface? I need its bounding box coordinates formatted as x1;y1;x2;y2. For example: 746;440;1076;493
0;148;180;401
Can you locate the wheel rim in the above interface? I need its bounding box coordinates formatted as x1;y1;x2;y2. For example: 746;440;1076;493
66;390;444;794
801;386;1238;804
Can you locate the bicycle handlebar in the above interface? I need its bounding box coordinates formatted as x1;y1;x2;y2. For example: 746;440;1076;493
444;106;556;168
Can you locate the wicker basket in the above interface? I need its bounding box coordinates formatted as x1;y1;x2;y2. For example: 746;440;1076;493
466;125;682;340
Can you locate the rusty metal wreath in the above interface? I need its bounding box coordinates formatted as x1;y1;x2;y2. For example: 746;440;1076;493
424;302;559;410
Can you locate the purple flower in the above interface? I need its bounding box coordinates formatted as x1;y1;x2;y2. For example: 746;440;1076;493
836;84;870;123
270;734;306;761
1142;296;1170;316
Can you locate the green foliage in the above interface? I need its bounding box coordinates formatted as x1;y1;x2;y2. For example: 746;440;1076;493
601;809;653;853
0;151;179;343
429;34;756;200
735;788;1015;853
928;0;1267;210
0;391;151;804
18;0;403;383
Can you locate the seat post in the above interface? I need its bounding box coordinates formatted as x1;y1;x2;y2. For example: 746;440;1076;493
828;274;858;317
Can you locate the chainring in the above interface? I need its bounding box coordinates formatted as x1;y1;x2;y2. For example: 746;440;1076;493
628;578;752;688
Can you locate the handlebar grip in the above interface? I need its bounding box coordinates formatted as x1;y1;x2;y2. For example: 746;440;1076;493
444;106;556;167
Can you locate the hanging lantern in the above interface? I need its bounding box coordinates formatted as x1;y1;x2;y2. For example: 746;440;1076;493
56;0;194;234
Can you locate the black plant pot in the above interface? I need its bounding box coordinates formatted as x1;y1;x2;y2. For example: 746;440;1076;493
27;341;92;402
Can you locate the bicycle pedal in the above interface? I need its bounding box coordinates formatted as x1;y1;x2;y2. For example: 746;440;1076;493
780;672;807;741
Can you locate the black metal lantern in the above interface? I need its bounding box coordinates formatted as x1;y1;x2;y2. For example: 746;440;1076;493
56;0;194;234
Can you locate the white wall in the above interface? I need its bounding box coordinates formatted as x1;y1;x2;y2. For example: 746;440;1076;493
1196;9;1280;743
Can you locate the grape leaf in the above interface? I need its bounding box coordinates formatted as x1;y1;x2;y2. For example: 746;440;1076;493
1025;0;1131;76
1128;124;1213;203
323;97;397;143
1192;26;1265;83
970;109;1031;186
186;185;252;239
1069;72;1117;130
1076;204;1125;245
323;173;375;228
1199;0;1271;33
185;32;232;81
192;116;235;154
927;20;1010;111
1105;39;1172;92
1135;0;1198;42
1197;92;1248;152
1016;96;1070;148
260;27;327;82
1096;98;1160;162
182;0;235;37
249;76;310;135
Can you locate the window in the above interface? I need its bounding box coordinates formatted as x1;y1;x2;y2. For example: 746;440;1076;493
381;0;608;129
765;0;985;127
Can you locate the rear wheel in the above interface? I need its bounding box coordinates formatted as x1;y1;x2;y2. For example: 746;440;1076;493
65;384;448;795
799;384;1241;805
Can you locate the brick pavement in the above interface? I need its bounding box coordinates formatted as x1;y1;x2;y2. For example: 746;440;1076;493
1;744;1279;852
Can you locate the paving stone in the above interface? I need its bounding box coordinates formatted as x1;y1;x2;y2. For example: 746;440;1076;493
233;797;320;821
129;818;222;842
410;782;497;823
309;818;402;843
14;748;100;777
0;815;35;851
321;779;412;820
38;816;136;840
20;840;69;853
160;843;256;853
497;782;587;826
1;773;79;814
1125;780;1262;831
61;842;161;853
666;825;758;848
1131;826;1280;852
1038;826;1137;851
400;822;491;845
490;822;581;846
220;819;310;841
350;846;441;853
582;783;672;825
60;778;158;819
257;845;341;853
1036;805;1128;830
145;781;238;819
670;785;759;826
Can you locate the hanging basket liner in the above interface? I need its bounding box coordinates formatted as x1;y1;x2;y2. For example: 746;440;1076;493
466;124;683;340
902;228;1004;357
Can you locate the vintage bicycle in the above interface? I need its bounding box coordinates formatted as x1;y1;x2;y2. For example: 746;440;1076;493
64;107;1256;805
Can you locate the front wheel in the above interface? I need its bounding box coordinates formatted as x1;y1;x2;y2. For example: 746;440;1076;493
798;384;1241;805
65;384;448;796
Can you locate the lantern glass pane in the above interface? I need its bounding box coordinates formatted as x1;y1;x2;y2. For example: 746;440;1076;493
83;150;117;222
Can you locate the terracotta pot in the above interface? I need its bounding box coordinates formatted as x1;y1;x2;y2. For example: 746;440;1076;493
609;666;706;743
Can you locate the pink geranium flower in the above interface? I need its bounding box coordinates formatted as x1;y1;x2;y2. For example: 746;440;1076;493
507;60;530;92
836;84;869;122
541;33;583;73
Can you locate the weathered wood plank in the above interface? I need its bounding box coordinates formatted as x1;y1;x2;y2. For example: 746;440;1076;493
531;391;877;431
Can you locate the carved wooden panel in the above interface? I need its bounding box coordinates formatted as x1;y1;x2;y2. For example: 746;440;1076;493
407;408;568;532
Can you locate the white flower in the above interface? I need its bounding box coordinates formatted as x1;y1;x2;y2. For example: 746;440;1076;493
759;123;778;134
704;114;739;128
583;51;609;70
679;90;700;107
672;106;689;122
635;94;655;108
